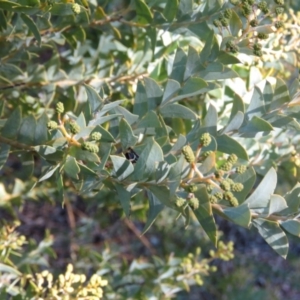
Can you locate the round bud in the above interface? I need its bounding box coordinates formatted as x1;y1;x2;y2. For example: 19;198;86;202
214;170;224;179
186;184;198;193
257;32;269;40
274;0;284;4
72;3;81;14
213;19;222;27
224;9;232;19
200;133;212;147
189;197;199;210
206;184;214;193
257;1;267;9
82;142;99;153
247;0;255;4
275;7;284;15
250;19;258;27
261;7;269;14
224;191;234;200
202;150;213;158
227;154;238;164
209;195;218;204
214;192;223;199
241;3;252;16
47;121;58;130
274;21;284;29
175;197;186;208
253;49;263;57
231;182;244;192
253;43;262;50
236;165;247;174
182;145;195;163
220;17;229;27
229;197;239;207
221;162;233;172
226;41;239;54
56;102;64;114
69;122;80;135
91;132;102;141
220;180;231;191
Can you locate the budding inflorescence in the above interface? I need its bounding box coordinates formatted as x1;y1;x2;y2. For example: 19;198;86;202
82;142;99;153
56;102;64;114
226;41;239;54
200;133;212;147
182;145;195;163
69;122;80;135
91;132;102;141
189;197;199;210
47;121;58;130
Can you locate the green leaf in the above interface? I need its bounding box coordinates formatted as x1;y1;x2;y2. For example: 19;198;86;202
20;13;41;46
218;203;251;228
240;116;273;136
50;3;77;16
170;48;187;83
280;220;300;237
271;78;290;110
244;168;276;210
69;147;100;163
0;263;21;276
114;183;131;217
134;0;153;24
84;84;103;113
268;195;288;215
246;87;266;119
161;79;181;104
198;152;216;175
221;111;244;134
253;218;288;258
0;143;10;171
119;118;138;150
176;77;208;100
110;155;134;181
168;155;184;195
131;138;164;181
217;51;241;65
39;164;60;182
199;31;215;64
193;186;218;246
56;171;64;202
35;113;48;145
159;104;198;120
147;185;173;208
198;63;239;80
133;80;148;118
229;10;242;36
279;183;300;215
64;156;80;180
188;21;212;41
216;134;249;160
144;77;163;109
16;152;34;181
17;115;36;145
1;107;22;139
163;0;178;22
155;162;170;183
184;46;201;80
142;191;164;234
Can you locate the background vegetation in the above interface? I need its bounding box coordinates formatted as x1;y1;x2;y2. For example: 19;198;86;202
0;0;300;299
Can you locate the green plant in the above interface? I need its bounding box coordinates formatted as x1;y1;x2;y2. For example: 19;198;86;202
0;0;300;298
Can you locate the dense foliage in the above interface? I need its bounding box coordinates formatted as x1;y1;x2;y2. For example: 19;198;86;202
0;0;300;298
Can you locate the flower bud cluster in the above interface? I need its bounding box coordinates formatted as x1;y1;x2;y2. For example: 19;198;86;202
69;122;80;135
32;264;107;299
82;142;99;153
47;120;58;130
182;145;195;163
210;241;234;261
200;133;212;147
56;102;64;114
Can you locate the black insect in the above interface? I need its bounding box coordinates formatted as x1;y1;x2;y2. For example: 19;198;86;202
125;147;139;163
